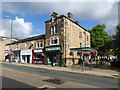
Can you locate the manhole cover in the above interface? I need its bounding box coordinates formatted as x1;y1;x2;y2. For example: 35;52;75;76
43;78;64;85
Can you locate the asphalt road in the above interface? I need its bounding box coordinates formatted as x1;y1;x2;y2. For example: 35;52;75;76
2;76;36;88
2;63;119;88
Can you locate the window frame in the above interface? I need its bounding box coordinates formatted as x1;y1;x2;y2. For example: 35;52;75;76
51;26;54;34
87;36;89;41
80;43;82;47
16;44;18;49
36;41;39;48
79;32;82;38
40;41;43;47
55;25;57;33
25;42;29;47
50;36;59;45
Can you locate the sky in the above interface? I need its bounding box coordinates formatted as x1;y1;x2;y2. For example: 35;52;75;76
0;0;119;39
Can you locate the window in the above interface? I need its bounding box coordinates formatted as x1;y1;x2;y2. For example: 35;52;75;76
25;42;29;47
55;25;57;33
51;37;54;44
50;37;59;45
36;41;43;48
80;43;82;47
34;53;44;60
51;25;57;34
54;37;58;44
16;44;18;49
51;26;54;34
53;15;56;22
36;41;39;48
87;36;89;41
40;41;43;47
79;32;82;38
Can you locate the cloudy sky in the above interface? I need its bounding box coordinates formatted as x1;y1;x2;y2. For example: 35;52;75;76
0;0;119;39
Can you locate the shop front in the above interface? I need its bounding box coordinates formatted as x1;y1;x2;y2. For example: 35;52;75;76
44;45;63;67
12;50;20;62
33;49;45;64
20;49;32;64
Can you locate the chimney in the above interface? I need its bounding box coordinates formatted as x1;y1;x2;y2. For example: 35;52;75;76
68;12;73;21
75;21;79;25
51;12;58;16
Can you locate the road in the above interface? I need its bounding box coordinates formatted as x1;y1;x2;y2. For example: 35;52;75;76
2;63;118;88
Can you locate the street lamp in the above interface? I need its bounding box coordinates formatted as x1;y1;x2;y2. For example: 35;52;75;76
4;16;13;63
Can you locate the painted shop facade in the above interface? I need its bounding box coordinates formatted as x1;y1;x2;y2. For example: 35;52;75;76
5;12;91;66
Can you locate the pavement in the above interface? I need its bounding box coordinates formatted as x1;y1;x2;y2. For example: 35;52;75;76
2;67;96;88
2;62;119;79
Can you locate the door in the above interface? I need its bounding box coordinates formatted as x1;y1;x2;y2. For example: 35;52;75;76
27;55;30;63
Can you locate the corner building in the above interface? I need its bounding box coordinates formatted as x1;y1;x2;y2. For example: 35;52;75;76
44;12;90;66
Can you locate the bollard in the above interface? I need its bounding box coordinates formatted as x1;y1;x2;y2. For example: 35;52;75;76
83;56;84;71
90;58;92;70
80;56;82;66
72;55;74;68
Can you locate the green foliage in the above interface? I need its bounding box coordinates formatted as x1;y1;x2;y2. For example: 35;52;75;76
112;25;120;59
90;24;111;54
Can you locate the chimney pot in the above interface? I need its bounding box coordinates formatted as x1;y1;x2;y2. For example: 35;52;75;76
68;12;73;21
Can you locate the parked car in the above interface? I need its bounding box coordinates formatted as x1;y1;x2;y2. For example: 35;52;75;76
110;59;120;67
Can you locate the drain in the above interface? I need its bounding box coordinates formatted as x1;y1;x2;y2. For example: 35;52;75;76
43;78;64;85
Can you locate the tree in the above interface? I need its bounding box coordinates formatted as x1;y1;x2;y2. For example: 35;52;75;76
90;24;111;54
112;25;120;59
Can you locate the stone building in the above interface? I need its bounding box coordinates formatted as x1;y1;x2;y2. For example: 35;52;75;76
44;12;90;66
0;36;17;62
5;34;45;64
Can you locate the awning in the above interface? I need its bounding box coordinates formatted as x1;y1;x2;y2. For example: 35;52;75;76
5;51;14;56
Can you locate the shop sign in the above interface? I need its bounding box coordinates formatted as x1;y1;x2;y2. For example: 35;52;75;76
34;49;43;53
21;49;32;55
45;47;61;51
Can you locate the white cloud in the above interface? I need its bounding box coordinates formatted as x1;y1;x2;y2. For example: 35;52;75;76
0;17;33;39
2;1;119;35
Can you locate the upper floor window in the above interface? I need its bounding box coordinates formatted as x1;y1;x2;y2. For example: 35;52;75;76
36;41;39;48
50;37;59;45
36;41;43;48
87;36;89;41
55;25;57;33
40;41;43;47
25;42;29;47
51;25;57;34
16;44;18;49
80;43;82;47
51;26;54;34
53;15;56;22
79;32;82;38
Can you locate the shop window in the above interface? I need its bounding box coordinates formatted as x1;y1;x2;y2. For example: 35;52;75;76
80;43;82;47
40;41;43;47
50;37;59;45
25;42;29;47
79;32;82;38
34;53;44;60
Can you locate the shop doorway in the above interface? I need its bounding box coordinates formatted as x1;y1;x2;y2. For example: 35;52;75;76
47;53;61;66
27;55;30;63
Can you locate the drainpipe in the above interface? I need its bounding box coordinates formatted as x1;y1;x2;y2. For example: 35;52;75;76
64;18;67;66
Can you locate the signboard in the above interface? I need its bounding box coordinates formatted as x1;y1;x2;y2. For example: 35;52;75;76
21;49;32;55
45;47;61;51
34;49;43;53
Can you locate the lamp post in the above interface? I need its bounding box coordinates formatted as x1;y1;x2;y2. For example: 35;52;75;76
4;16;13;63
